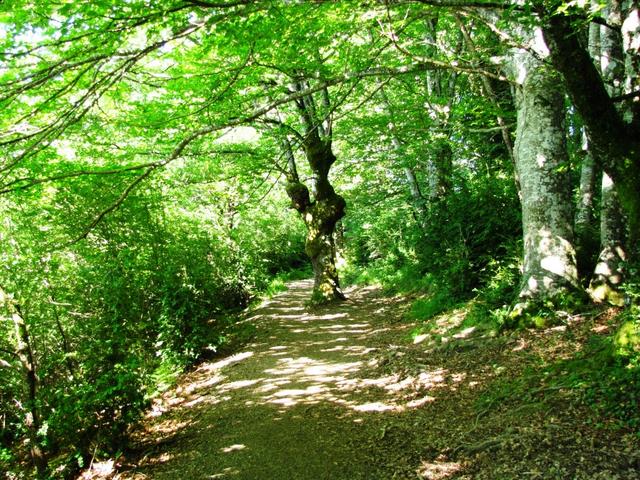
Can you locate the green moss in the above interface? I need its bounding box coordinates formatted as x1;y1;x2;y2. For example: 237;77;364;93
614;320;640;357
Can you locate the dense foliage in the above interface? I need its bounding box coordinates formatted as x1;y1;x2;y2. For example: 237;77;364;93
0;0;638;478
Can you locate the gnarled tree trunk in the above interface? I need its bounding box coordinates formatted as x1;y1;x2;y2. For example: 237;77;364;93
281;82;347;303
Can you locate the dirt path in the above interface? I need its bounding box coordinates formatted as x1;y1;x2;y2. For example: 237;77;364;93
110;280;639;480
115;280;436;479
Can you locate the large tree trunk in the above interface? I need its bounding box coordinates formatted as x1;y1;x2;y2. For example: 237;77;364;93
511;38;580;302
585;1;629;304
301;142;346;303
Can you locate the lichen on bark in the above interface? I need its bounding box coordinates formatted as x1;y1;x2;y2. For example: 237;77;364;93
510;31;580;304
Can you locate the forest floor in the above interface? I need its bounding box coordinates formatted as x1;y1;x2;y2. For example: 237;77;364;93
87;280;639;479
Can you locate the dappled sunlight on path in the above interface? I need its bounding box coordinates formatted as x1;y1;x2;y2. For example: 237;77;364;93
115;280;471;479
106;280;640;480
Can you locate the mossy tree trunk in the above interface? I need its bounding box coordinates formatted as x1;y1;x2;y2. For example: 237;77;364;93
510;35;580;303
281;82;347;304
584;1;629;305
590;173;627;305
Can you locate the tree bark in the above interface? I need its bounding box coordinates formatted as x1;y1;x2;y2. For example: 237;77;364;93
510;36;580;302
427;140;453;201
584;1;628;304
541;10;640;244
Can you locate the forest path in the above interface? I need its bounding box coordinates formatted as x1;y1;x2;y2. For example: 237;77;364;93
116;280;443;479
112;280;638;480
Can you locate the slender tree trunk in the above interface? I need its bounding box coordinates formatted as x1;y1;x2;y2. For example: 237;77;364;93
510;37;580;303
574;144;601;280
573;4;603;282
590;174;627;305
378;85;427;219
0;288;48;475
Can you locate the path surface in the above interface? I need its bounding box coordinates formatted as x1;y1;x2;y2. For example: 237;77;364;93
111;280;639;480
119;280;432;480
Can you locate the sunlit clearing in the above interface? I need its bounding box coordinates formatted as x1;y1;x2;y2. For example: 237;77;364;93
406;395;436;408
414;334;429;344
255;380;292;393
320;346;376;355
270;397;299;407
81;460;115;478
182;374;225;395
264;357;361;378
221;444;246;453
453;327;476;339
319;323;369;329
149;452;175;465
184;396;208;408
272;385;325;397
300;313;349;321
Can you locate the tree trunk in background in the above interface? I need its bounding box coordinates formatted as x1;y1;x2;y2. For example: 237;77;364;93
574;145;601;280
590;174;627;305
511;39;579;303
542;8;640;244
379;85;427;220
586;0;628;304
574;10;602;281
427;141;452;201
